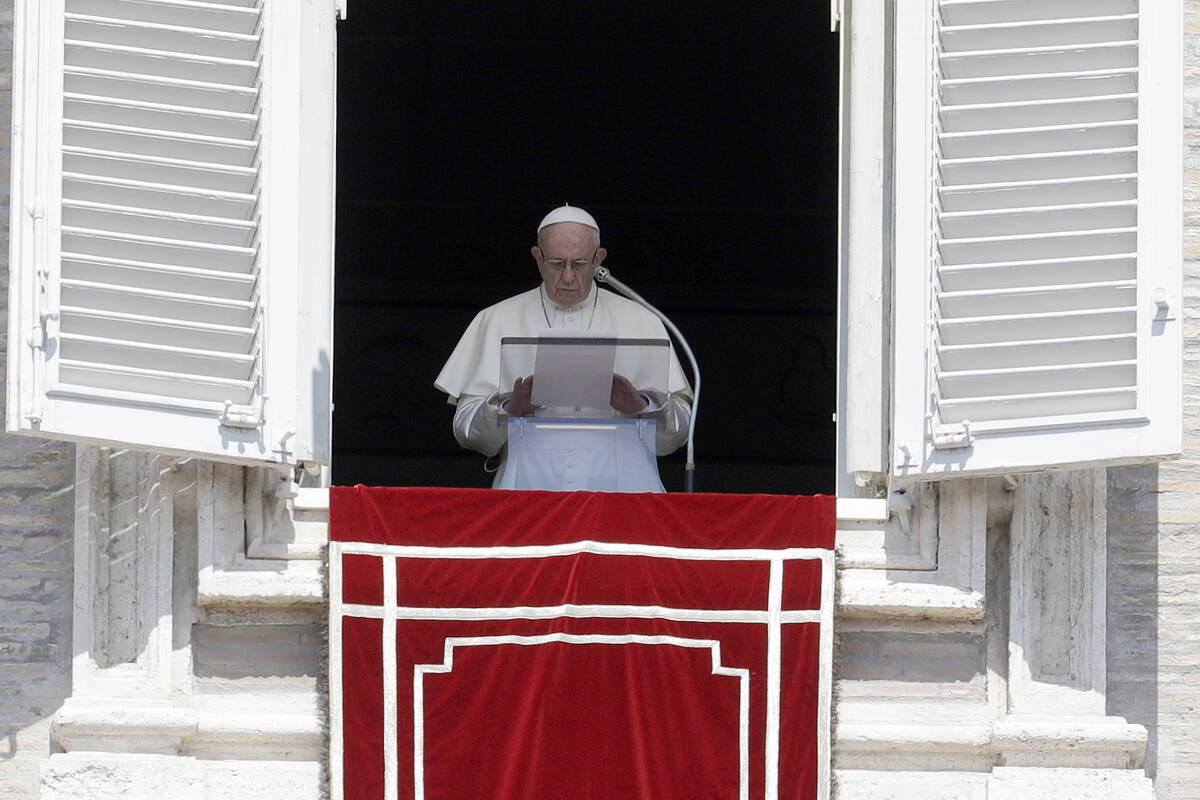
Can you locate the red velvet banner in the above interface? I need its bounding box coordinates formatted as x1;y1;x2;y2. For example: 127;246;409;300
331;487;835;800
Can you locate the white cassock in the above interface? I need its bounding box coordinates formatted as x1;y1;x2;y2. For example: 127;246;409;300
435;283;693;489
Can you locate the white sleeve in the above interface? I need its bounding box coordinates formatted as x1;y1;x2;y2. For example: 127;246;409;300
451;393;508;457
643;390;691;456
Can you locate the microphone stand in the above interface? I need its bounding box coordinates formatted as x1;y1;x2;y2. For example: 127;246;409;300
595;267;699;492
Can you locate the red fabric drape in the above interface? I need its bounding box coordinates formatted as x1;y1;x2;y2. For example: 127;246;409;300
332;487;834;800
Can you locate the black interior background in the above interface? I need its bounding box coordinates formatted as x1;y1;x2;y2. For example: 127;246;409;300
332;2;839;494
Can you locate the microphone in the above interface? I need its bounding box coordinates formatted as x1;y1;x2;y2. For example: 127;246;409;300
595;266;700;492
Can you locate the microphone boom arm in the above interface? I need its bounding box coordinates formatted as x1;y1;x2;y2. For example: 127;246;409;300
595;266;699;492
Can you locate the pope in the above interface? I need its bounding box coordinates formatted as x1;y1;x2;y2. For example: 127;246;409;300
434;204;693;486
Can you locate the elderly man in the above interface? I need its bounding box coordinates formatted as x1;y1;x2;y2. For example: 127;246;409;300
435;205;692;487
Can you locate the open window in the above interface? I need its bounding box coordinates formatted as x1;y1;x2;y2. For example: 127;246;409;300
7;0;336;467
330;2;841;494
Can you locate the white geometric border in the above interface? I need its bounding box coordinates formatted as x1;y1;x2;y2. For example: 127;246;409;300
413;635;751;800
329;541;834;800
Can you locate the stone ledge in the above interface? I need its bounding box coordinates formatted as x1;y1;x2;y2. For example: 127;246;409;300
833;767;1153;800
988;767;1154;800
40;753;322;800
188;711;323;760
837;573;985;620
52;702;197;755
52;701;322;761
993;717;1148;769
834;769;988;800
835;716;1149;773
197;560;324;607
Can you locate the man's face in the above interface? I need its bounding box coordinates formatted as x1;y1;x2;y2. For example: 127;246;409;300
532;222;607;306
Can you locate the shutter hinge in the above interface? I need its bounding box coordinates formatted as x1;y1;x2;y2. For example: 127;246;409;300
931;419;974;450
25;204;52;426
220;397;265;429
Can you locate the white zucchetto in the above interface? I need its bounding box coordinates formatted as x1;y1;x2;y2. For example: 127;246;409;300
537;204;599;235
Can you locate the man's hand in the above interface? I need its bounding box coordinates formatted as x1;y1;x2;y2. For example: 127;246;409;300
506;376;538;416
610;374;648;413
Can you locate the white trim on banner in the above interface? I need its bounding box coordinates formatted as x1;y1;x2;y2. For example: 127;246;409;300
413;634;752;800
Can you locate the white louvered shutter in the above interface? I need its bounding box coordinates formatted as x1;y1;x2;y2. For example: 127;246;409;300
8;0;336;467
891;0;1181;481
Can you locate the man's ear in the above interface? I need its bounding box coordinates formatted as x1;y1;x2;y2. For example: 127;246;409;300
531;246;542;264
594;247;608;266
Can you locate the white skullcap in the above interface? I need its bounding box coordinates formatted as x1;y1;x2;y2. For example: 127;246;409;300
537;204;599;234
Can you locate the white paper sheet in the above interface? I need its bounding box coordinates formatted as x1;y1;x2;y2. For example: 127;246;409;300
530;329;617;409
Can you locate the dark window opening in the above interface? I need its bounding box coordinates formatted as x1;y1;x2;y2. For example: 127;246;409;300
332;2;838;494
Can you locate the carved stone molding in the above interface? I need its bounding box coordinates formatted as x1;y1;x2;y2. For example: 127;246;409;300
838;479;988;619
71;448;179;698
196;463;325;607
1008;470;1107;716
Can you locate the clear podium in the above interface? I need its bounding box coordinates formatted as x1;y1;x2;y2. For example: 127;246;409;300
496;334;671;493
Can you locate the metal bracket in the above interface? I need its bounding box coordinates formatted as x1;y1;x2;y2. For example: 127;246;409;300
888;490;912;534
220;397;264;429
1154;287;1177;321
932;420;974;450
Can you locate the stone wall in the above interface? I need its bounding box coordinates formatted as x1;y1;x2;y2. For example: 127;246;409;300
0;1;77;798
1104;4;1200;798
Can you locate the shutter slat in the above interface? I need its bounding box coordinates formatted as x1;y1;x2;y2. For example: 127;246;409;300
942;68;1137;104
59;306;256;353
64;66;258;112
63;173;255;218
940;42;1137;79
938;333;1137;371
938;307;1135;346
939;360;1135;397
60;278;256;327
941;146;1136;184
62;200;256;247
940;228;1136;265
58;359;255;403
938;280;1135;316
940;200;1136;238
62;253;256;299
69;0;260;34
64;94;256;139
940;254;1136;290
942;15;1138;51
63;146;256;192
63;120;257;165
941;94;1136;131
65;14;260;60
65;40;258;85
940;120;1137;158
60;333;256;380
940;0;1137;26
62;227;255;272
940;174;1136;211
938;386;1136;423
